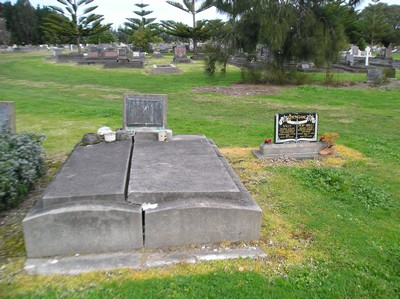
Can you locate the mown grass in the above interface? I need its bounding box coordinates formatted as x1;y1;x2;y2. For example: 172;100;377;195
0;52;399;298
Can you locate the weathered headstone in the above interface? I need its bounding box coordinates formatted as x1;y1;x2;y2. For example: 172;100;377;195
117;48;129;62
0;101;16;133
173;46;191;63
159;44;168;52
87;51;100;59
346;53;354;66
103;50;118;59
123;94;167;130
366;68;383;83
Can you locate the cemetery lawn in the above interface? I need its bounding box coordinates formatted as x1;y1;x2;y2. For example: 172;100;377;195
0;52;399;298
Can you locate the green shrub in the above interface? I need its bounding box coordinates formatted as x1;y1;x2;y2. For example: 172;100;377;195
0;127;46;211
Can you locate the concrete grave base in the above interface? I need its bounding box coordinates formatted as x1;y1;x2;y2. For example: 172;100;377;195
151;64;180;74
23;135;262;259
253;141;328;159
25;245;267;275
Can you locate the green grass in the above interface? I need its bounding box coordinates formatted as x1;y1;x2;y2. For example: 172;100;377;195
0;52;399;298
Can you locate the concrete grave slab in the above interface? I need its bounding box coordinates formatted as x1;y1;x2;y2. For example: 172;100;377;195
128;136;241;204
41;139;132;208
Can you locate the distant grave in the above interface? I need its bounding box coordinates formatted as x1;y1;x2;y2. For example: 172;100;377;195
103;50;118;59
152;51;164;58
151;64;180;74
253;112;326;159
173;46;191;63
0;101;16;133
366;68;383;83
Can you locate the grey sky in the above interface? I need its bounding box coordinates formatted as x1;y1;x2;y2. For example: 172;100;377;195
6;0;400;29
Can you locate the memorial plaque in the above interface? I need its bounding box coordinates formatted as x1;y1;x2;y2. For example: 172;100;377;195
274;112;318;143
123;94;167;130
0;101;16;133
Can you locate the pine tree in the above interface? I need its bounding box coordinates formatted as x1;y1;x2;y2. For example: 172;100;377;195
43;0;112;53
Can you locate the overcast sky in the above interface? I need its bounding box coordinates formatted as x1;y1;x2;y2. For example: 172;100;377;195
5;0;400;29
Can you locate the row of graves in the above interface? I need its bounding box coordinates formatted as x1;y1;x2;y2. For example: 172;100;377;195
79;47;147;68
54;45;193;72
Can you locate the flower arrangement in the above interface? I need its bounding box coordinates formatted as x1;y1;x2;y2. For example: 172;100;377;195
264;138;272;144
319;132;339;155
319;132;339;146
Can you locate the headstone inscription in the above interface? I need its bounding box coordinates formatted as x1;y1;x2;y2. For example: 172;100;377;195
123;94;167;130
274;112;318;143
0;101;16;133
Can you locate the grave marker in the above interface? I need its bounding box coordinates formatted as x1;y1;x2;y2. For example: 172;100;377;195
274;112;318;143
366;68;383;83
123;94;167;130
0;101;16;133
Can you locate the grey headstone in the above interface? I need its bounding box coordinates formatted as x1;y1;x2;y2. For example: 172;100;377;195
123;94;167;130
0;101;16;133
367;68;383;83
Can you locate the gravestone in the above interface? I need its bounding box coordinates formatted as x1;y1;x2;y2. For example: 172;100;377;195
159;44;168;52
301;64;310;71
87;51;100;59
123;94;167;130
173;46;191;63
346;53;354;66
152;51;164;58
103;50;118;59
0;101;16;133
253;112;326;159
366;68;383;83
274;112;318;143
117;48;129;62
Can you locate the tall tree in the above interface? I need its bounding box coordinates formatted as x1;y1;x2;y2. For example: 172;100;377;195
0;3;11;45
165;0;214;52
123;2;159;51
8;0;38;45
43;0;112;52
359;1;392;46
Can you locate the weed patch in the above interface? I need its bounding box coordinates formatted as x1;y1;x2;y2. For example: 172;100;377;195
293;168;393;210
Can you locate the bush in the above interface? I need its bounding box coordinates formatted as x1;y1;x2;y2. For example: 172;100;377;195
0;127;46;211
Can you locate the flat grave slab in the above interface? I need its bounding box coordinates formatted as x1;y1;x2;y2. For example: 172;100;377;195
41;139;132;208
127;135;241;204
23;134;262;258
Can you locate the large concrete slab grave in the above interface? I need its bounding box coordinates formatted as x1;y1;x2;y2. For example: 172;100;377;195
23;125;262;258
